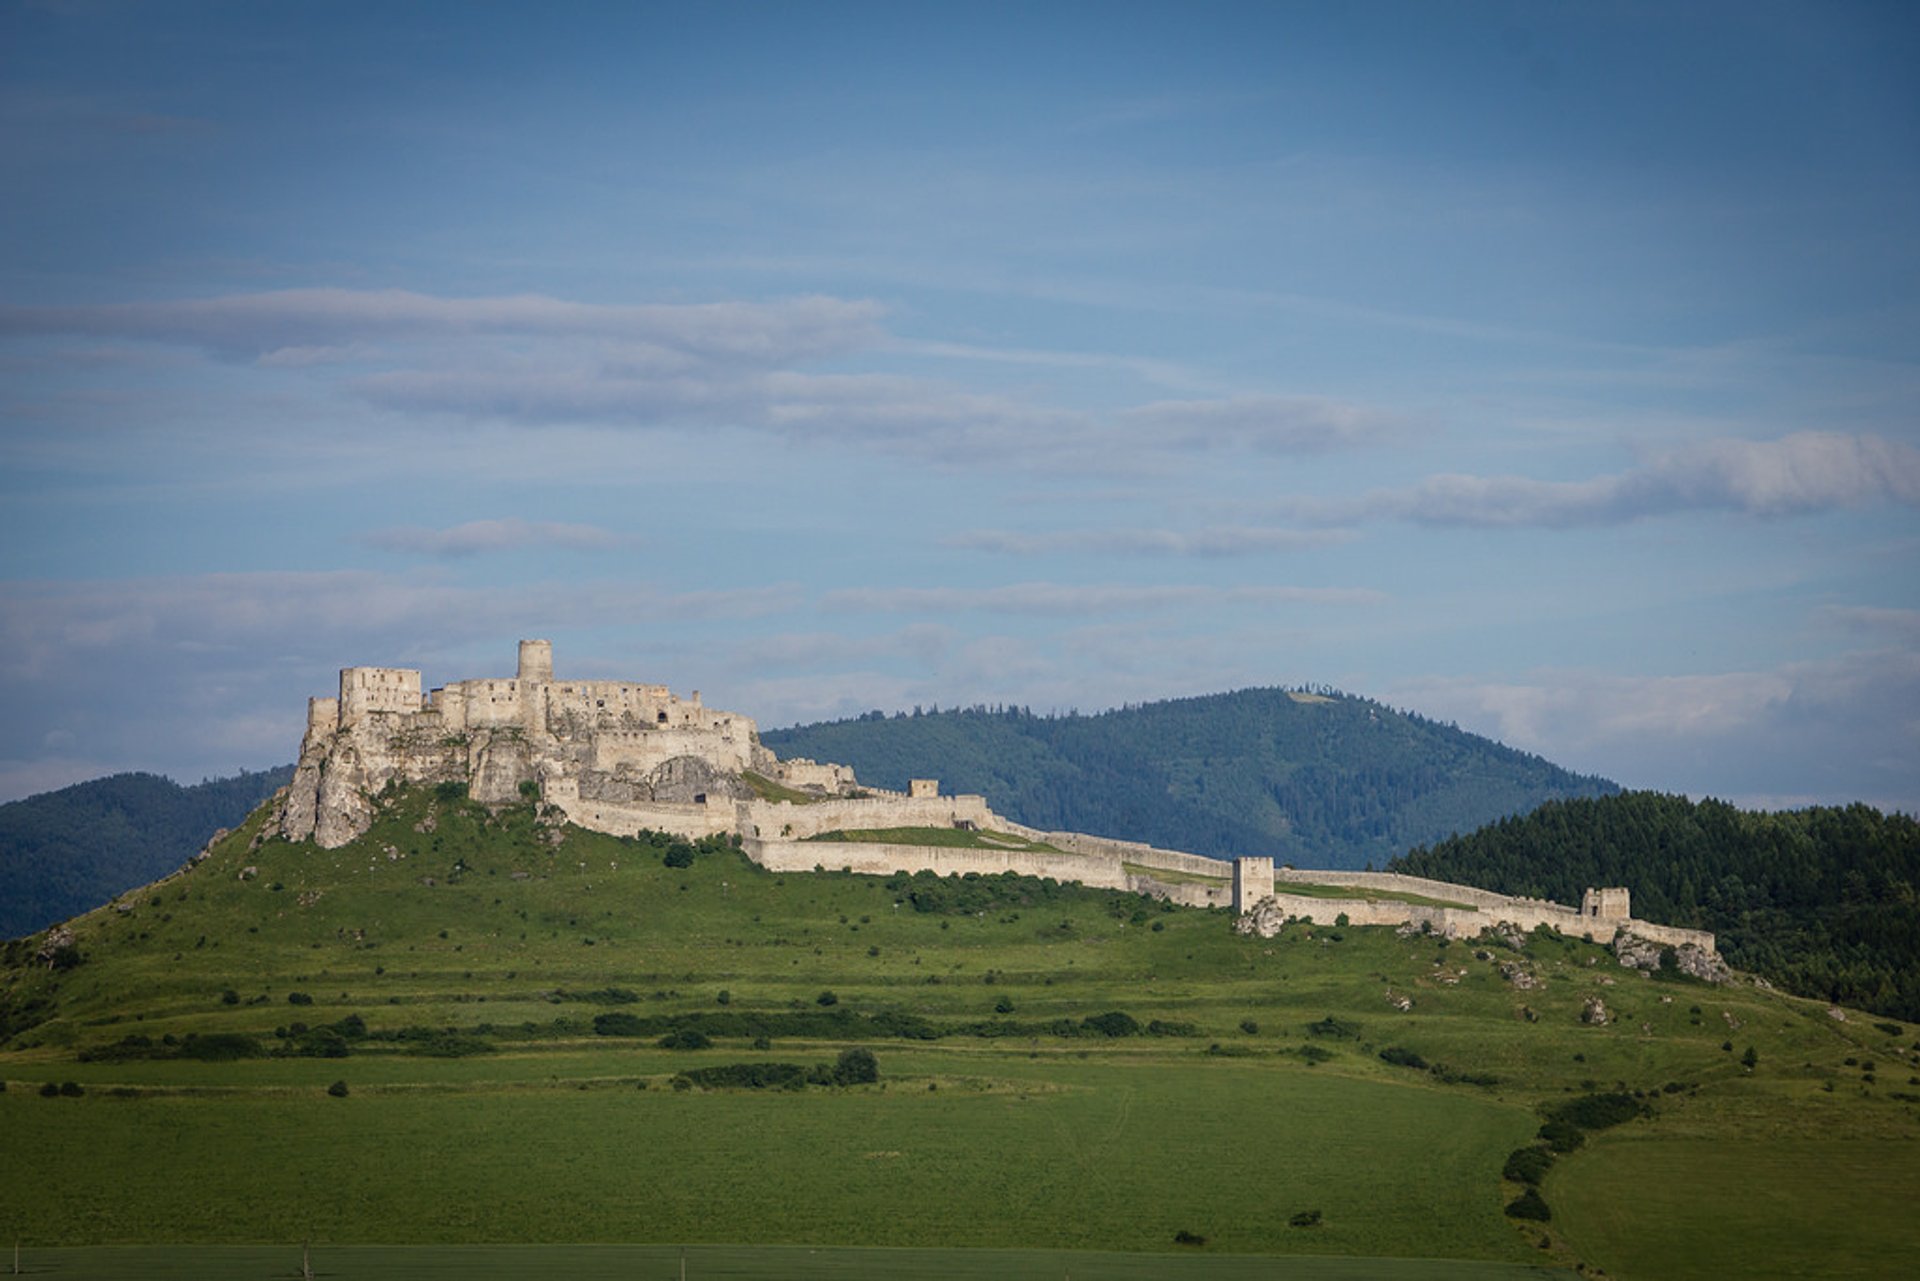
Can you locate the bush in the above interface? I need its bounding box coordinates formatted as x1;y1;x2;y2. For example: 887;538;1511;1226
662;840;696;869
1288;1209;1323;1228
1239;1019;1260;1035
39;1081;59;1097
816;990;839;1007
59;1081;84;1097
659;1028;713;1051
287;991;313;1006
832;1047;879;1085
1537;1120;1585;1153
1081;1011;1140;1038
327;1080;349;1098
1378;1046;1428;1070
518;779;540;800
1172;1230;1207;1246
593;1012;646;1037
434;780;467;802
1504;1189;1552;1222
679;1062;807;1090
221;989;240;1005
1503;1146;1555;1185
1307;1016;1359;1039
181;1032;265;1061
1547;1092;1645;1132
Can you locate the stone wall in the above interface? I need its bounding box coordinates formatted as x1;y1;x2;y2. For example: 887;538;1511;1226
743;793;997;841
743;836;1130;887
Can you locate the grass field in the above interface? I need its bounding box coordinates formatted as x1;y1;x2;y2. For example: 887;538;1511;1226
1;1244;1567;1280
3;786;1918;1277
804;825;1062;852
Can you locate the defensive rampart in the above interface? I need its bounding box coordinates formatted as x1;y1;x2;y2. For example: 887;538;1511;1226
744;793;996;841
743;837;1130;887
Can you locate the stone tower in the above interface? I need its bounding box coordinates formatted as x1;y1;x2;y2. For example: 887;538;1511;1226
1581;886;1631;922
1232;856;1274;913
517;638;554;684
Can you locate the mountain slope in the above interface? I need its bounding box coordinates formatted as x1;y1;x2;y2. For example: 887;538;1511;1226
1390;792;1920;1020
761;688;1617;869
0;767;293;938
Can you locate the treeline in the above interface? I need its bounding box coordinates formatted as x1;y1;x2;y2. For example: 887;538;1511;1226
1390;793;1920;1021
762;689;1615;870
0;767;293;938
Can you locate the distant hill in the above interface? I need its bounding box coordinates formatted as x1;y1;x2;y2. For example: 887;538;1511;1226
761;688;1617;870
0;767;293;938
1390;792;1920;1021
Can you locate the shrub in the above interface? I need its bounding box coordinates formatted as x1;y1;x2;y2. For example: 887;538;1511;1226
832;1047;879;1086
39;1081;59;1097
59;1081;84;1097
1172;1230;1207;1246
1503;1146;1555;1185
1288;1209;1322;1228
181;1032;265;1061
679;1062;807;1090
1537;1120;1585;1153
593;1012;646;1037
1307;1016;1359;1039
716;990;731;1006
1504;1189;1551;1222
327;1080;349;1098
518;779;540;800
434;780;467;802
1378;1046;1429;1070
658;1028;712;1051
221;989;240;1005
1239;1019;1260;1035
287;991;313;1006
1547;1092;1645;1132
994;996;1015;1014
1081;1011;1140;1038
816;990;839;1007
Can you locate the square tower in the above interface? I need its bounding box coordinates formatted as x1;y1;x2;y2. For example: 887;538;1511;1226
1581;886;1632;921
1232;856;1275;913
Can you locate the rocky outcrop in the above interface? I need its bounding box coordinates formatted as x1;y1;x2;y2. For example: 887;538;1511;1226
1612;931;1730;984
1581;996;1610;1025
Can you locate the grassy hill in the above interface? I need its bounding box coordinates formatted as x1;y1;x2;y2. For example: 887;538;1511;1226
0;767;294;939
761;690;1617;870
2;785;1917;1279
1391;793;1920;1022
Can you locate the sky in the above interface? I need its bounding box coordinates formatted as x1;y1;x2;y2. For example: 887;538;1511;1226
1;0;1916;814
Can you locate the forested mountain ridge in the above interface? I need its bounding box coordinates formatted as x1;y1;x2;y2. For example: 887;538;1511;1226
1390;792;1920;1021
0;767;293;938
762;688;1618;871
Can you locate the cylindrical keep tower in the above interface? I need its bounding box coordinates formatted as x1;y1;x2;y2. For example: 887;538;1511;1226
517;639;554;684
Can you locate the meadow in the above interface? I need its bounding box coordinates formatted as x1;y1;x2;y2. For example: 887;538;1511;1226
2;787;1917;1279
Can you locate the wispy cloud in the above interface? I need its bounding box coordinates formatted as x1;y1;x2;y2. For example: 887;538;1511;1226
1119;395;1397;454
1391;646;1920;812
820;582;1384;616
361;518;627;559
1289;432;1920;528
945;526;1352;557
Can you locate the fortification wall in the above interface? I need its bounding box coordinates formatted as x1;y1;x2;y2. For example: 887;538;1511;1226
1274;868;1560;915
1128;873;1231;909
339;667;423;719
550;795;738;841
590;726;756;776
772;758;857;791
745;793;997;840
1028;829;1229;880
744;836;1129;887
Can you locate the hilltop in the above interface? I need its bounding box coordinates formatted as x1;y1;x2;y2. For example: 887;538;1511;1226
763;689;1617;869
1;782;1916;1279
0;767;293;938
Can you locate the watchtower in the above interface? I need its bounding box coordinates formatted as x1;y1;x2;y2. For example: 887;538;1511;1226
1232;856;1274;913
517;638;554;684
1581;886;1631;922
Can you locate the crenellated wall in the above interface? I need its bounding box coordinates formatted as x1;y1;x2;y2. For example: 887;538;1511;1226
742;793;996;841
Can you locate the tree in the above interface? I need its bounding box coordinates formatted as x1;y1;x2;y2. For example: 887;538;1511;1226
832;1047;878;1085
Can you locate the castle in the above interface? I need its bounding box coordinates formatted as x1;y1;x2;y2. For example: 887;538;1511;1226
277;641;1715;955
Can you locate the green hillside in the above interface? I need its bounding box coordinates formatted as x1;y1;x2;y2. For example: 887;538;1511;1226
2;784;1917;1280
1390;792;1920;1022
762;690;1616;869
0;767;293;938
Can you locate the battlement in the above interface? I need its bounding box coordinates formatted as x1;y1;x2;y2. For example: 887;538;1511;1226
339;666;423;720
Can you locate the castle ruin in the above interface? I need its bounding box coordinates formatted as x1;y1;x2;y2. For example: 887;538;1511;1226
276;641;1714;955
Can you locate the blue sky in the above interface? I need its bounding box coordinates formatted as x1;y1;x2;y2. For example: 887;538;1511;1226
2;0;1916;813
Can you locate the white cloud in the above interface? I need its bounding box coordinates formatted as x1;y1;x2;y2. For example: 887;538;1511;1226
1391;647;1920;812
945;526;1352;557
1118;395;1396;453
361;518;626;558
820;582;1384;616
1315;432;1920;528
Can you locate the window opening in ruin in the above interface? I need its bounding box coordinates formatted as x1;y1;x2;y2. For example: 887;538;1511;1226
657;711;668;723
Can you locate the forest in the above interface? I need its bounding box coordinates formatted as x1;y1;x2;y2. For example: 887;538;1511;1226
763;688;1616;871
1391;792;1920;1021
0;767;293;937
